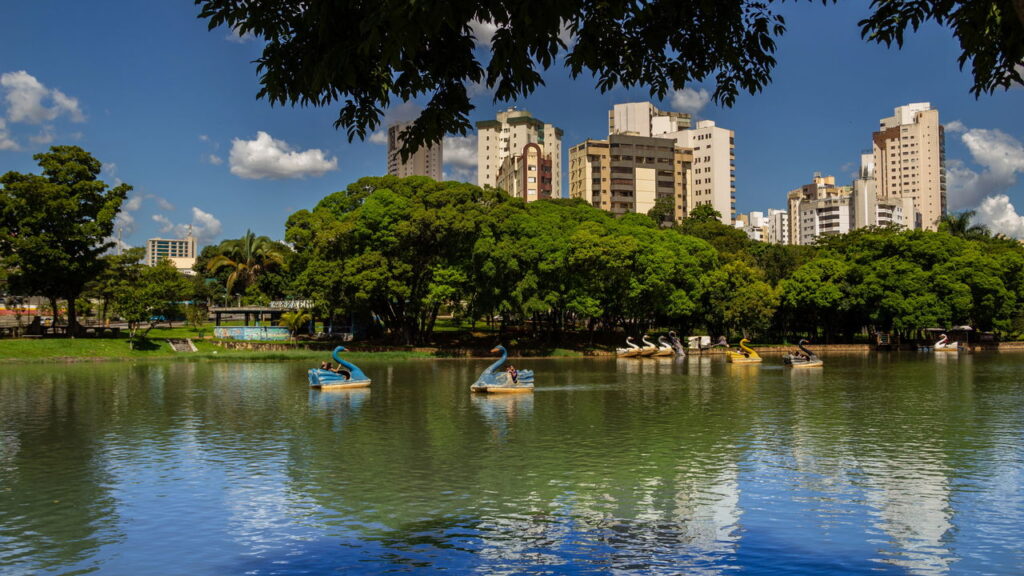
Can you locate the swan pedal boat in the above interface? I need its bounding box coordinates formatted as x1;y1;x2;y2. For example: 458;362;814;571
308;346;372;389
726;338;762;364
933;334;960;352
784;339;823;368
471;345;535;393
638;335;659;357
654;335;676;357
615;336;642;358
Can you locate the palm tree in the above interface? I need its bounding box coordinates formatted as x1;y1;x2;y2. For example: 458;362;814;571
938;211;989;240
207;230;287;295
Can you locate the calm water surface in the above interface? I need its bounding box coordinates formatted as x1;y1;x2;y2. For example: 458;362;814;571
0;353;1021;575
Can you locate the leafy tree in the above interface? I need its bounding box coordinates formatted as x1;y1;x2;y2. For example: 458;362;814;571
112;260;192;345
85;247;146;324
0;146;130;334
206;230;289;298
686;204;723;223
676;209;752;258
646;196;675;227
289;176;506;344
195;0;1023;153
698;260;780;339
859;0;1024;97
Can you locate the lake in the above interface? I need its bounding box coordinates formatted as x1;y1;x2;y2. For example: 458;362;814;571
1;353;1021;575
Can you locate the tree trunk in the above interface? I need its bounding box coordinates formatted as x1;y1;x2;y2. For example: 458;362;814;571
47;296;59;328
1014;0;1024;31
65;295;78;338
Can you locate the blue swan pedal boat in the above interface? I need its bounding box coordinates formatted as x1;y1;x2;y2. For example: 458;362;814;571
308;346;372;389
471;345;534;393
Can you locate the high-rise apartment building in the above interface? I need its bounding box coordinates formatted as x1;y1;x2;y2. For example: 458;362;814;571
872;103;946;230
145;233;197;275
660;120;736;225
477;108;562;197
495;143;554;201
787;174;854;245
387;121;442;180
608;102;692;138
766;209;789;245
852;151;912;230
568;134;691;223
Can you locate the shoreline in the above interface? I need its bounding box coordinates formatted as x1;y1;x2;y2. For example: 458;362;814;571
1;338;1021;364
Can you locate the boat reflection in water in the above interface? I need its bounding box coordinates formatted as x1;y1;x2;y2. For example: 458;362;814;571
472;393;533;443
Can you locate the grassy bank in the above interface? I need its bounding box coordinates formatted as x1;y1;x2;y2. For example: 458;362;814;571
0;337;437;364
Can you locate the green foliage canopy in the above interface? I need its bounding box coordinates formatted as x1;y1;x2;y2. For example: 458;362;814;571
195;0;1023;155
0;146;130;331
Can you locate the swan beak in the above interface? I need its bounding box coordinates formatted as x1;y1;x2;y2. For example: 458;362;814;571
490;347;500;353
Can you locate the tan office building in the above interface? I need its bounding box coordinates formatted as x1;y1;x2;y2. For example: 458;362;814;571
568;134;691;224
387;121;442;180
477;108;562;197
495;143;554;201
872;103;946;230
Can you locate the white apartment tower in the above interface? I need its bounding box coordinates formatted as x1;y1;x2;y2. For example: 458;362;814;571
477;108;563;197
766;209;789;245
609;102;692;138
387;121;442;180
872;103;946;230
661;120;736;225
852;151;912;230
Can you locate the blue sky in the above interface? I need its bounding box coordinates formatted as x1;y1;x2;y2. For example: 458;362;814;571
2;1;1023;248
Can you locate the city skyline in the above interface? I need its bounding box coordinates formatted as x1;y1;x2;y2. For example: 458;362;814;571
2;2;1022;248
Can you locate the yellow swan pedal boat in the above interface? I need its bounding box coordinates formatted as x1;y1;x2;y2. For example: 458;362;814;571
726;339;762;364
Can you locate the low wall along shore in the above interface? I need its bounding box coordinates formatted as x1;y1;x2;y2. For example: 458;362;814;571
213;341;1022;357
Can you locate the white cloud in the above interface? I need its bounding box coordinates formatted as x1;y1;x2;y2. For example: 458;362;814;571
442;134;478;183
468;18;573;50
443;166;477;183
29;125;55;145
973;194;1024;239
151;207;222;244
189;207;223;244
558;20;576;49
101;162;123;186
123;193;143;213
151;195;175;211
669;87;711;115
369;130;388;145
114;210;135;236
199;134;209;142
229;131;338;179
0;118;17;150
947;126;1024;210
225;25;257;43
1;71;84;124
945;120;966;133
469;19;498;47
465;80;496;99
208;153;224;165
443;134;476;168
152;213;173;233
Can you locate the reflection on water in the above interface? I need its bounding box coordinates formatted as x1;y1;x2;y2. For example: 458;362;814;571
0;354;1022;575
